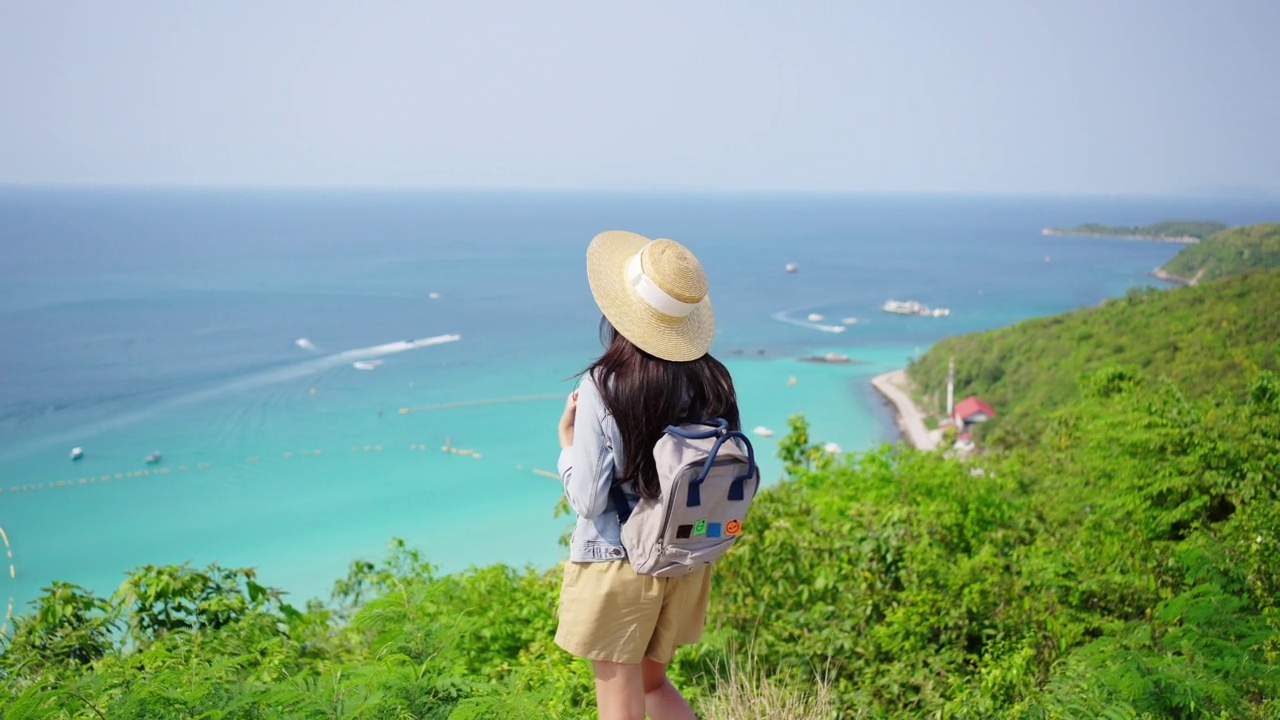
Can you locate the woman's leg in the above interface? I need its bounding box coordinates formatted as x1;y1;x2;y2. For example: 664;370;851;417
642;657;696;720
592;660;645;720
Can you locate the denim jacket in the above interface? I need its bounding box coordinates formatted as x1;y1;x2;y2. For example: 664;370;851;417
557;371;638;563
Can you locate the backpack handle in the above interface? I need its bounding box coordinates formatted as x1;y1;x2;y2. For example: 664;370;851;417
667;419;758;507
612;419;759;525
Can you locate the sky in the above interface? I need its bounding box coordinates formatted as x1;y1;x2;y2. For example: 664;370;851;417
1;1;1278;195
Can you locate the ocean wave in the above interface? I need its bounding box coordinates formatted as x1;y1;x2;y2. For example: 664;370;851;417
769;310;848;334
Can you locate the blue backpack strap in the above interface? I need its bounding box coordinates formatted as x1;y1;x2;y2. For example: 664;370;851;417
611;483;633;525
665;419;757;507
724;429;757;501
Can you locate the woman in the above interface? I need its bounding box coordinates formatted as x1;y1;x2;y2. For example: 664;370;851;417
555;230;741;720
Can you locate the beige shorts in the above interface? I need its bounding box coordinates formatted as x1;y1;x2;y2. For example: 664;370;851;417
555;560;712;665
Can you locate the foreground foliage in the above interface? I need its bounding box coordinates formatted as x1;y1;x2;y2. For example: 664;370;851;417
731;373;1279;718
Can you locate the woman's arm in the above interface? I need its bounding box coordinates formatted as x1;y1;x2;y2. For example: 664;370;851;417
558;390;577;449
556;373;615;518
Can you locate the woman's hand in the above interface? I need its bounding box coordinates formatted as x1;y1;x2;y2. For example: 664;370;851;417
558;390;578;449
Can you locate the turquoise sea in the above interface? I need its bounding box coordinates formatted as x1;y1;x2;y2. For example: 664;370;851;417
1;189;1276;620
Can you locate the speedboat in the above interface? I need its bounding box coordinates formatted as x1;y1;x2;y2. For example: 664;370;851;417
752;426;775;437
70;447;84;461
883;300;924;314
883;300;949;317
784;263;798;273
144;451;162;464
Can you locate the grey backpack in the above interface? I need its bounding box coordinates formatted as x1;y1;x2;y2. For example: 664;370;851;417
611;419;760;577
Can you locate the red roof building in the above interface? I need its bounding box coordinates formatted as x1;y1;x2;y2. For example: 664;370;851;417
954;396;996;425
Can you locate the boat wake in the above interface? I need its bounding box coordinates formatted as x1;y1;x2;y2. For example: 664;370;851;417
333;335;461;362
207;335;461;394
769;310;847;334
0;334;463;462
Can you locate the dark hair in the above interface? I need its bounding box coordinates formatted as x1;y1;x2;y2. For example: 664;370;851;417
584;318;740;500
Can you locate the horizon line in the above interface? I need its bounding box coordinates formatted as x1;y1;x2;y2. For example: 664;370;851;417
1;181;1276;201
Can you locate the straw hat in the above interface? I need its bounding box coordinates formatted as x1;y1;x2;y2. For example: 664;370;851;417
586;230;714;362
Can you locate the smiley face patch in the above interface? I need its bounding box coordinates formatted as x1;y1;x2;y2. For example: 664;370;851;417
725;519;742;536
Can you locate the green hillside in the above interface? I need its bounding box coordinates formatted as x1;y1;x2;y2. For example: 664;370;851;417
1158;222;1280;284
907;268;1280;446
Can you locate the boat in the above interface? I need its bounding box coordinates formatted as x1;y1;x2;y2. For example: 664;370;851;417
806;313;824;322
752;426;775;437
883;300;951;317
801;352;852;364
883;299;925;315
144;451;162;464
353;360;383;370
70;447;84;461
842;317;858;325
784;263;798;273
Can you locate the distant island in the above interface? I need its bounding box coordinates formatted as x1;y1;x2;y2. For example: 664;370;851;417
1042;218;1280;289
1042;220;1227;243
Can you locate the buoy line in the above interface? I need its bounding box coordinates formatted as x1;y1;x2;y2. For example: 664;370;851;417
399;394;562;414
3;462;218;496
11;433;550;497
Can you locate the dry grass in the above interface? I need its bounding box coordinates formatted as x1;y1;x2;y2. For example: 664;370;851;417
695;658;839;720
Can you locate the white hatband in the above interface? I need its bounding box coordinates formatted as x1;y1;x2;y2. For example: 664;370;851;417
626;251;697;318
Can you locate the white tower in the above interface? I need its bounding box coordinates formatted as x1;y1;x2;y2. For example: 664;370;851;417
946;357;955;419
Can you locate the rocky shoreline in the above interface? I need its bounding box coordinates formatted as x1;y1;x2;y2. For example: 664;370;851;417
1149;266;1205;286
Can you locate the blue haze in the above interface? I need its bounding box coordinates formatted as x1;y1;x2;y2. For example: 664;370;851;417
2;2;1279;194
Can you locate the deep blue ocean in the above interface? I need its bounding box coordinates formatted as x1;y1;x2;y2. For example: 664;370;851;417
1;188;1276;622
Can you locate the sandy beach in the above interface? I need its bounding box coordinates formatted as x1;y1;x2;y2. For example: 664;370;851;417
870;369;938;451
